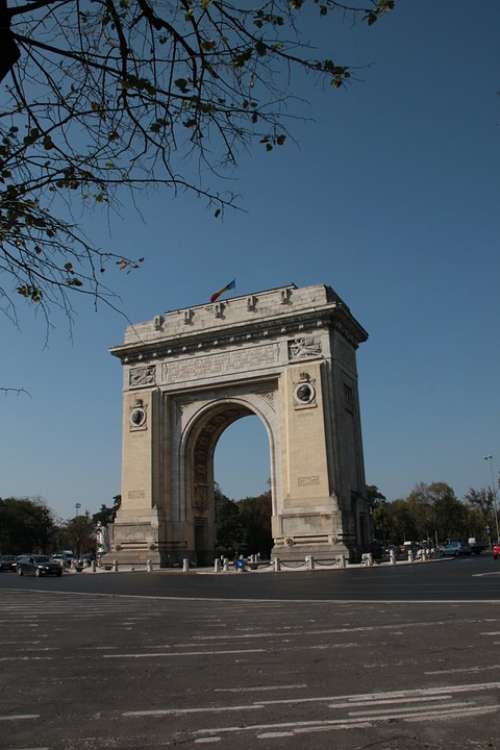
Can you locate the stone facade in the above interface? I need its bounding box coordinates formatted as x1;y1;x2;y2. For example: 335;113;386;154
104;283;371;565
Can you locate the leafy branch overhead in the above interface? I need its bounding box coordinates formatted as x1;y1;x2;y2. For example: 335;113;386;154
0;0;395;320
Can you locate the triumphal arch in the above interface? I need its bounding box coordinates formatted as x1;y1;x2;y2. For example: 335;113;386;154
106;283;370;566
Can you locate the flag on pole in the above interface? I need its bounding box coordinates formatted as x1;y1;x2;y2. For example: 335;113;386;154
210;279;236;303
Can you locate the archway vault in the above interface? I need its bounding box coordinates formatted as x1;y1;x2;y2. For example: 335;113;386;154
180;397;271;564
106;283;370;566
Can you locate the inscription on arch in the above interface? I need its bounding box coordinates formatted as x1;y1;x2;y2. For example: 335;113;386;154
161;343;279;384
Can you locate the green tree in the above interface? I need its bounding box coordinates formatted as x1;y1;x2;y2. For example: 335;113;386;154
1;0;395;322
464;487;497;542
92;495;122;527
58;513;95;557
214;486;242;558
238;491;273;557
0;496;55;553
214;485;272;557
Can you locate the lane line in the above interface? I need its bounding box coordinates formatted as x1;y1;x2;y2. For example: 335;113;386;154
347;700;469;716
107;648;265;659
3;588;500;604
123;683;500;721
195;704;497;738
0;714;40;721
124;705;262;717
194;739;221;744
215;684;307;693
190;618;496;641
425;665;500;676
326;695;452;709
257;723;373;739
0;656;53;662
253;680;500;708
194;737;222;745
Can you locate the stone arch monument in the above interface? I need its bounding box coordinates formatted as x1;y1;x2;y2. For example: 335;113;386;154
106;283;370;566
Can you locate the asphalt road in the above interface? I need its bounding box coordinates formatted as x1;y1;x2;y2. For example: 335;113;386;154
1;556;500;750
1;553;500;601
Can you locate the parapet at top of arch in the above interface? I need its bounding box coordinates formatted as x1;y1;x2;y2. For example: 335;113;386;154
110;283;367;362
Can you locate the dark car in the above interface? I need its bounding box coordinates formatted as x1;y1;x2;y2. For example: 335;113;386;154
0;555;17;571
16;555;62;577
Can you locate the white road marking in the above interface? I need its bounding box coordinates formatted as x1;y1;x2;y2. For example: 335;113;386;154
425;664;500;676
195;704;498;738
0;714;40;721
107;648;265;659
327;695;452;709
472;572;500;577
189;618;495;641
405;705;498;722
0;641;41;645
480;631;500;636
215;684;307;693
124;705;262;717
0;656;53;662
348;700;469;716
194;738;221;744
124;682;500;722
6;587;500;604
253;680;500;708
258;722;373;737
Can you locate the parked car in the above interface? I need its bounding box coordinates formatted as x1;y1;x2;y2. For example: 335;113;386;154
16;555;63;577
0;555;17;571
493;542;500;560
440;541;471;557
51;552;73;568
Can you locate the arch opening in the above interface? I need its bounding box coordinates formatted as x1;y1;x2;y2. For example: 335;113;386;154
186;401;272;565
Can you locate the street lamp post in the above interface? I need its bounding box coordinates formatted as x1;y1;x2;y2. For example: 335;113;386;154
484;455;500;544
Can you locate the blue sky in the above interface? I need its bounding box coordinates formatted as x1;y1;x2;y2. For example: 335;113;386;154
1;0;500;519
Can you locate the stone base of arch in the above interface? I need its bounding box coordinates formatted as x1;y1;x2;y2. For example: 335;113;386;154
273;542;352;563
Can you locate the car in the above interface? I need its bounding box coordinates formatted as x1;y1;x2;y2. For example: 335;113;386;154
16;555;63;577
440;541;471;557
0;555;17;571
51;552;73;568
493;542;500;560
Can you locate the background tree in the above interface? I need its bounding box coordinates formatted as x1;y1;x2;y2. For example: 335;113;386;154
464;487;497;542
92;494;122;527
372;482;496;548
1;0;395;324
0;495;55;552
56;512;95;557
214;484;242;558
238;490;273;556
215;483;272;557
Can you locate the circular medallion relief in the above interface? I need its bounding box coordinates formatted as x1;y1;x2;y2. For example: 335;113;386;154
295;382;315;405
130;407;146;428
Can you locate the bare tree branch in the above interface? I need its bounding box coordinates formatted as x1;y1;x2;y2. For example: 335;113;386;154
1;0;396;326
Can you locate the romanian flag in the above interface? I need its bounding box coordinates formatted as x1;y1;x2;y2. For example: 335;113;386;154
210;279;236;303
